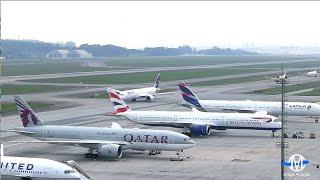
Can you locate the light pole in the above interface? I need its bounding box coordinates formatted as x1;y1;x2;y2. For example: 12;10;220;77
280;66;286;180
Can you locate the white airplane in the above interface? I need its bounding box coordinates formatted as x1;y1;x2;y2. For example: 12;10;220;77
178;82;320;117
6;96;195;159
265;70;288;84
299;67;320;77
114;73;160;102
0;145;91;179
107;88;281;136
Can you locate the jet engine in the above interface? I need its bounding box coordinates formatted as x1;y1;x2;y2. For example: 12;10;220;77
190;125;211;136
145;95;154;102
98;144;122;159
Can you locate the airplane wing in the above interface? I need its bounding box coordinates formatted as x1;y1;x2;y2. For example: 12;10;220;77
10;140;130;149
1;129;35;134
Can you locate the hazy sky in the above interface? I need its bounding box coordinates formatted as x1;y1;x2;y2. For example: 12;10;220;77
2;1;320;49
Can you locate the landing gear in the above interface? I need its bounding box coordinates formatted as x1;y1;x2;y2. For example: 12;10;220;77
271;130;276;138
84;148;99;158
149;150;161;155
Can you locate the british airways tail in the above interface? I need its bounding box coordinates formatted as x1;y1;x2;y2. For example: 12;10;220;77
107;88;131;114
14;96;44;127
178;82;204;110
153;73;160;88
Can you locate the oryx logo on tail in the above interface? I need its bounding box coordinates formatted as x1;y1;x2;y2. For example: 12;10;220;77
178;82;204;110
107;88;131;114
14;96;44;127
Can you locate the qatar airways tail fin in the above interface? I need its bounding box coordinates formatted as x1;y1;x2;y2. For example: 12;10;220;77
178;82;204;110
107;88;131;114
14;96;44;127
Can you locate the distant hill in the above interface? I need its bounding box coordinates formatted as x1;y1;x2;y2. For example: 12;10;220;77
1;39;258;59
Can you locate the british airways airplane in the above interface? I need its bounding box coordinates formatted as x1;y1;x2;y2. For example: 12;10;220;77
113;73;160;102
107;88;281;136
178;82;320;117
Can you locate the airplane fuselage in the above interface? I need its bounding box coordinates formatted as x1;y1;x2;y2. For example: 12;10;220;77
16;126;194;151
197;100;320;116
119;87;157;101
121;110;281;131
1;156;81;179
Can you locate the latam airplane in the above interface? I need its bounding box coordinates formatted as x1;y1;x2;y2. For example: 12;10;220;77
178;82;320;117
6;96;195;159
107;88;281;136
299;67;319;77
0;145;91;179
114;73;160;102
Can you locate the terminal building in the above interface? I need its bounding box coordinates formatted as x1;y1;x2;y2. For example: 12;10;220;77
46;50;92;59
46;50;69;59
67;50;92;58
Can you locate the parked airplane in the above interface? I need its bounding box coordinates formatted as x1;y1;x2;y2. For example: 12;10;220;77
0;145;91;179
107;88;281;136
265;70;288;84
7;96;195;159
113;73;160;102
299;67;319;77
179;82;320;117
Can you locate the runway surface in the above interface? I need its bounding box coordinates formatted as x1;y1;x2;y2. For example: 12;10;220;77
2;56;320;179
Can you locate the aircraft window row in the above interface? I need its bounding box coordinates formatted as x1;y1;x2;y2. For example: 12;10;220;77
13;170;44;174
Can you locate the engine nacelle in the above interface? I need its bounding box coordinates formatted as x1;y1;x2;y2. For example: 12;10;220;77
98;144;122;159
190;125;211;136
145;95;154;102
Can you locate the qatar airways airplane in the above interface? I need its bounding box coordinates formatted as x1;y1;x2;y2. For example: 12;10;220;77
113;73;160;102
107;88;281;136
178;82;320;117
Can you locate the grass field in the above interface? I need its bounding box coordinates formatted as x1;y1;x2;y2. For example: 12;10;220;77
1;84;77;95
26;67;273;84
191;75;267;86
250;81;320;95
3;55;316;76
296;89;320;96
1;102;52;114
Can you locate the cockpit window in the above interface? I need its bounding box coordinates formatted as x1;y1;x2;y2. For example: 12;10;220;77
64;170;76;174
184;138;191;141
273;119;280;122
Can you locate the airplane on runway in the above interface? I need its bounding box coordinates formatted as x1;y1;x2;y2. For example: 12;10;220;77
265;70;288;84
5;96;195;159
299;67;320;77
0;145;91;179
112;73;160;102
178;82;320;117
107;88;281;136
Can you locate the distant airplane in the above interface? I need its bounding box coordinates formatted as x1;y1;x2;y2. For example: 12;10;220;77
5;96;195;159
265;70;288;84
0;145;91;179
178;82;320;117
299;67;319;77
113;73;160;102
107;88;281;136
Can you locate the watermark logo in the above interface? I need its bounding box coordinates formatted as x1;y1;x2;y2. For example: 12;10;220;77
283;154;309;172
